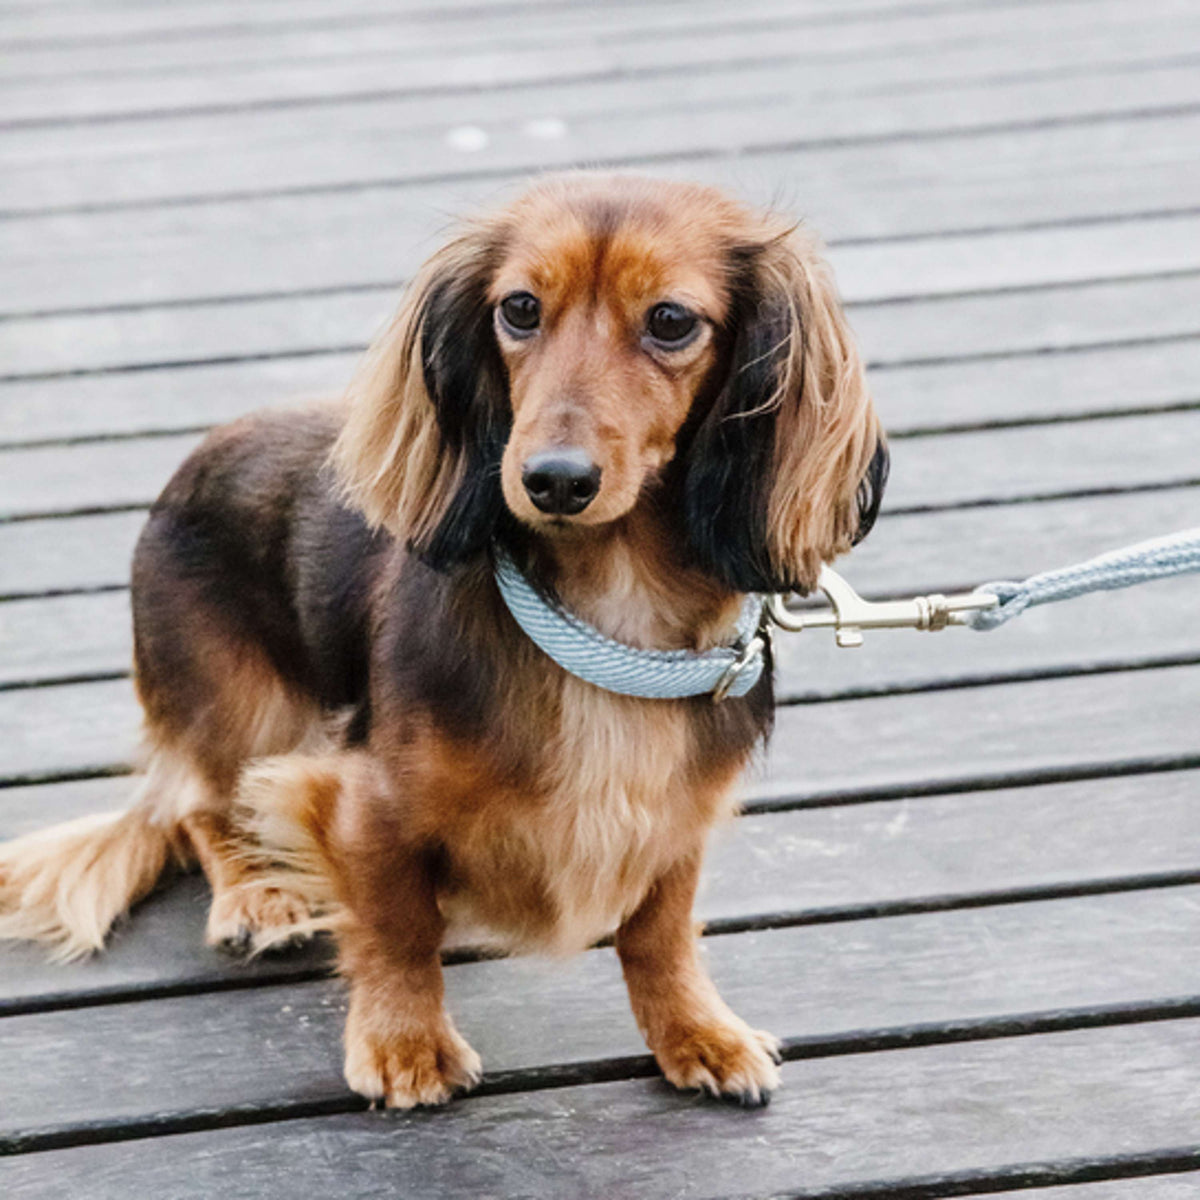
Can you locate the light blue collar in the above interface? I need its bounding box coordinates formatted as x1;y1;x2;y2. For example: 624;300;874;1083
493;547;766;702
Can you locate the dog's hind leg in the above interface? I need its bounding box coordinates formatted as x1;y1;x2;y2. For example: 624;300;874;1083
181;809;320;954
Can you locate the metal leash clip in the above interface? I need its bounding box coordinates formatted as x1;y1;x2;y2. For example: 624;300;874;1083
766;566;999;648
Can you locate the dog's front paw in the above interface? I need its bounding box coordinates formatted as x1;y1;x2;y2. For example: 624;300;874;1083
205;879;317;954
344;1010;483;1109
652;1019;782;1107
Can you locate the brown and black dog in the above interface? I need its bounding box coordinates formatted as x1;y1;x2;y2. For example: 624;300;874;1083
0;174;886;1109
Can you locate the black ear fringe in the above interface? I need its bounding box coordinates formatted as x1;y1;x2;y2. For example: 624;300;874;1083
679;290;798;595
853;437;889;546
413;269;512;572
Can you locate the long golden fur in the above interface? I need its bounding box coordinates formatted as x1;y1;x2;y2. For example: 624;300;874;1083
0;174;886;1109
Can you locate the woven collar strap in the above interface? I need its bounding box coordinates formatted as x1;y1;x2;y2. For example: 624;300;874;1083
493;548;766;701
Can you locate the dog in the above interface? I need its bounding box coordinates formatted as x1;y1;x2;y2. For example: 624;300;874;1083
0;173;886;1109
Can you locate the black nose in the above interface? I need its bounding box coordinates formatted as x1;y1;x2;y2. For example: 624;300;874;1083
521;449;602;516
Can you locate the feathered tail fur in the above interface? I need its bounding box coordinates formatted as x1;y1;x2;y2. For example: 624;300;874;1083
0;804;186;961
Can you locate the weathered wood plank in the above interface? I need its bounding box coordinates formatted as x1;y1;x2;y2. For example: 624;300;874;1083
3;763;1195;929
3;888;1199;1150
0;590;129;686
5;268;1197;383
0;433;207;519
2;0;1181;126
2;767;1196;1005
999;1178;1200;1199
707;769;1200;921
3;482;1191;603
3;408;1195;521
0;0;1146;63
6;567;1198;698
0;292;388;380
851;275;1200;370
0;872;334;1013
874;338;1200;435
883;411;1200;511
7;26;1194;186
0;0;987;56
4;1019;1199;1198
4;5;1191;154
0;0;864;50
0;774;136;839
5;112;1199;314
754;662;1200;805
775;578;1200;701
0;678;140;781
8;54;1200;215
0;511;141;599
4;662;1198;794
847;486;1200;596
0;352;354;447
3;332;1199;448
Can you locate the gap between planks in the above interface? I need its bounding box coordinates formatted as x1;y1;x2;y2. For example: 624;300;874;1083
5;999;1200;1160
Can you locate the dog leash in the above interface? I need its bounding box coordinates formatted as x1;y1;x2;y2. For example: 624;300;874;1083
767;527;1200;646
494;529;1200;700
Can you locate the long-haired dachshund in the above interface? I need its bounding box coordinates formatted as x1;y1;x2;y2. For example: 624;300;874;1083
0;174;886;1108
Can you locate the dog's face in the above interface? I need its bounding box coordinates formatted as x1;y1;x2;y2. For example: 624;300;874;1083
488;188;731;531
336;174;887;593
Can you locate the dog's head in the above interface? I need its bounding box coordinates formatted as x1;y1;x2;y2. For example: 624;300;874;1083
335;174;887;593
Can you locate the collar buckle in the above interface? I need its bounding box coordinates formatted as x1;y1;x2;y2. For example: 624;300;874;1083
711;634;766;703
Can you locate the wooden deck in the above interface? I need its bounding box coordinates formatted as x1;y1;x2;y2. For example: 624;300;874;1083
2;0;1200;1194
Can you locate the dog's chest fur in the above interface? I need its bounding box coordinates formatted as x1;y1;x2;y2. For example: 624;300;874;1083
438;678;737;956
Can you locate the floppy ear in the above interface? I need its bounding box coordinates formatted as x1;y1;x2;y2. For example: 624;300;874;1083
682;228;887;594
331;226;510;570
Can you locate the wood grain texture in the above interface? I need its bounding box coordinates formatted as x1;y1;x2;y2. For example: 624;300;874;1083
1;0;1181;126
4;1019;1200;1198
0;872;334;1014
3;406;1196;520
5;567;1198;696
5;263;1198;382
3;769;1196;1009
6;32;1194;187
3;1;1199;1189
2;482;1192;601
0;511;143;599
0;353;357;446
3;887;1200;1149
7;54;1200;214
998;1177;1200;1198
3;662;1198;795
3;333;1200;448
5;110;1199;315
0;0;1163;70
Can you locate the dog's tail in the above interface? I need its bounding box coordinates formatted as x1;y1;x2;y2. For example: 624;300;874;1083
0;801;187;961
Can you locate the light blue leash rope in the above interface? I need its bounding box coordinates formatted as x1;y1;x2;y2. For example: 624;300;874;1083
493;548;766;700
966;526;1200;631
494;528;1200;699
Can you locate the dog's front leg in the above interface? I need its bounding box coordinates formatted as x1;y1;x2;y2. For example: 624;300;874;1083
616;850;781;1106
338;836;482;1109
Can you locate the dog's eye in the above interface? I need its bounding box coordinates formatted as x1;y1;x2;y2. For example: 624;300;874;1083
499;292;540;335
646;302;699;347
